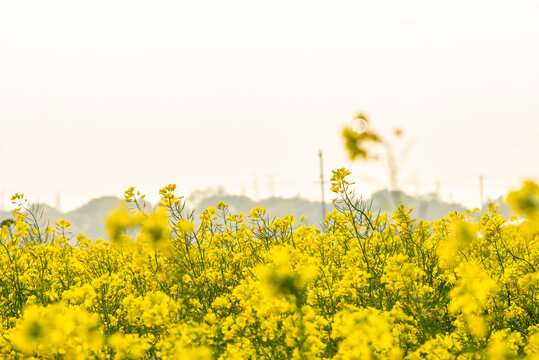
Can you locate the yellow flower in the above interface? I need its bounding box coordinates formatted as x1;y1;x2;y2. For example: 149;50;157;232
487;329;524;360
177;219;195;233
140;208;171;251
449;262;498;316
507;180;539;225
248;206;266;220
55;218;71;229
106;204;143;242
216;201;228;210
10;302;103;358
159;184;180;207
108;333;151;360
342;120;381;162
124;186;135;202
330;167;353;194
10;193;24;203
1;175;537;360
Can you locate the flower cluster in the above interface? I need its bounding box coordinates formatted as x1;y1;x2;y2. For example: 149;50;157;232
0;171;537;359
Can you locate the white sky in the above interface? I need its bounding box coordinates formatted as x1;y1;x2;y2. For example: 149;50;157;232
1;0;538;211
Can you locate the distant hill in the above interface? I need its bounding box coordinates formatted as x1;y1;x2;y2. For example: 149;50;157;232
1;189;508;240
368;190;468;220
64;196;123;239
0;196;123;240
194;194;330;226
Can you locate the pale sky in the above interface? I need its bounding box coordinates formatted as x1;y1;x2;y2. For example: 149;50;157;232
1;0;538;211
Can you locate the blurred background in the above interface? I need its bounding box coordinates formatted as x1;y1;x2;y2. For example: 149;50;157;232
1;0;538;227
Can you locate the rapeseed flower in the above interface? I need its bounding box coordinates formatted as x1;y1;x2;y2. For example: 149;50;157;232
0;176;537;359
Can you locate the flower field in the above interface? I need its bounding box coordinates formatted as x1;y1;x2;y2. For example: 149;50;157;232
0;169;538;359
